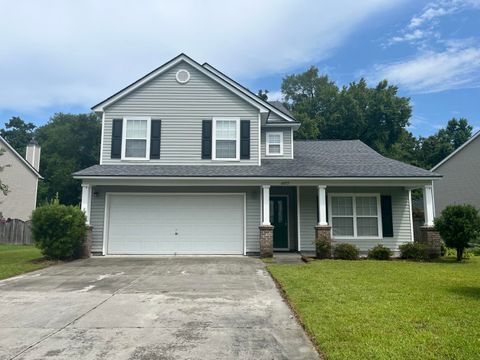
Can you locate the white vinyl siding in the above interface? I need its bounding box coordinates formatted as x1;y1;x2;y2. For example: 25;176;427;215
299;187;412;253
261;127;292;159
101;62;259;165
90;186;261;254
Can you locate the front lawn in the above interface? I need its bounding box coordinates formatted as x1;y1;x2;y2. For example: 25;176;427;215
268;258;480;360
0;244;54;280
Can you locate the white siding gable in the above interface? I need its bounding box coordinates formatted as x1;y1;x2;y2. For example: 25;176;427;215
101;61;260;165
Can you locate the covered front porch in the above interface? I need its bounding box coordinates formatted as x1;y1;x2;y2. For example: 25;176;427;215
258;182;437;257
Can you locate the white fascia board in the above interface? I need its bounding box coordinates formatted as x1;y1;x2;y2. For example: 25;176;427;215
431;130;480;171
263;122;301;130
202;63;296;123
74;175;440;182
0;136;42;179
92;55;268;113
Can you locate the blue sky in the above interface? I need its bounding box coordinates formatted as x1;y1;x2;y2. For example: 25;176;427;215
0;0;479;137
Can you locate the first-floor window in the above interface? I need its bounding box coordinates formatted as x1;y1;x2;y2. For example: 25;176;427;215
330;194;381;238
214;118;239;160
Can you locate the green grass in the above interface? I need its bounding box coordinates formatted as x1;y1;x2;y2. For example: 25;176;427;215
0;244;55;280
268;258;480;360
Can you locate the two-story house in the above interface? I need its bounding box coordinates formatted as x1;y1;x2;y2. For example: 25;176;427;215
74;54;441;257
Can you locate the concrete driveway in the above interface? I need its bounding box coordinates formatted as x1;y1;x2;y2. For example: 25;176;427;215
0;257;319;360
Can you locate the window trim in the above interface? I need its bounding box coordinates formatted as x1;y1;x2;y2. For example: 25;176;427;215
212;117;240;161
121;116;151;160
266;131;284;156
328;193;383;240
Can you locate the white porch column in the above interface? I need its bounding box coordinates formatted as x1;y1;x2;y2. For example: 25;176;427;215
81;184;92;225
317;185;328;226
262;185;271;225
423;184;434;227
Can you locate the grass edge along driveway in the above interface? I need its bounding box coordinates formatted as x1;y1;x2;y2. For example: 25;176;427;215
268;258;480;360
0;244;55;280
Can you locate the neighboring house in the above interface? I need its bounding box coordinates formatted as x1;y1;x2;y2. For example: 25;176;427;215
74;54;441;256
0;137;42;220
431;130;480;216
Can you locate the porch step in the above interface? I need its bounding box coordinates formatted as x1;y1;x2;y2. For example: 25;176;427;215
274;252;305;264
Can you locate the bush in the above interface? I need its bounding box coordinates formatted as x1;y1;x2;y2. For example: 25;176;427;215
367;244;392;260
399;242;429;261
445;247;473;259
315;236;332;259
435;204;480;262
333;243;359;260
31;198;86;260
472;245;480;256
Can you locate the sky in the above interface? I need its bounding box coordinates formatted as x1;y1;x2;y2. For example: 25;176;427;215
0;0;479;137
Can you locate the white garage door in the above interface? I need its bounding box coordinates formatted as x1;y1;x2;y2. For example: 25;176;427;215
106;193;244;255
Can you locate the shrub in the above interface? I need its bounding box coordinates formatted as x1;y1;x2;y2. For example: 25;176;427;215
31;198;86;260
399;242;429;261
445;247;473;259
333;243;359;260
472;245;480;256
367;244;392;260
435;204;480;261
315;236;332;259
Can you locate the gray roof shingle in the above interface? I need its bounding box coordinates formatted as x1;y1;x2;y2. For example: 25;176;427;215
74;140;440;178
268;101;293;118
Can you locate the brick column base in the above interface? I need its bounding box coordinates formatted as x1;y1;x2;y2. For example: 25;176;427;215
419;226;441;259
80;225;93;259
259;225;274;258
315;225;332;242
315;225;332;259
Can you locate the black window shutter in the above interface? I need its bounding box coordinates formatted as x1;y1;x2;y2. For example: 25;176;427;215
240;120;250;160
201;120;212;159
381;195;394;237
111;119;123;159
150;119;161;159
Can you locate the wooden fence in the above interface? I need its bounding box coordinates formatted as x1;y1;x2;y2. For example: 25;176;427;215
0;219;33;245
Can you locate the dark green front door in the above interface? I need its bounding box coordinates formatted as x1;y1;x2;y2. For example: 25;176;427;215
270;196;289;249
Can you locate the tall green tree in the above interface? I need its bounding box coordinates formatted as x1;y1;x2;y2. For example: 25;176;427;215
281;68;411;155
0;117;36;155
35;113;101;205
417;118;472;169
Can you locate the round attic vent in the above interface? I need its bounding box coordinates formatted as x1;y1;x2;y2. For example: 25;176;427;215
176;69;190;84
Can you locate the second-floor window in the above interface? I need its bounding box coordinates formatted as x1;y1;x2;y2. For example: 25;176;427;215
123;117;150;160
266;131;283;156
213;118;240;160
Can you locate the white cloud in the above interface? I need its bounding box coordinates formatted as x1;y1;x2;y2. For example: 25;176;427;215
0;0;402;114
388;0;480;46
266;91;283;102
369;47;480;93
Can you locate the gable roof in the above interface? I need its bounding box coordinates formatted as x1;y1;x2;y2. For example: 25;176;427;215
91;53;297;124
431;130;480;171
0;136;42;178
201;62;297;123
74;140;439;179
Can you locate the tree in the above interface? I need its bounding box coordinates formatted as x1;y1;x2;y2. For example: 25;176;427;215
0;117;36;155
257;89;269;101
434;204;480;261
417;118;472;169
35;113;101;205
281;68;411;155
